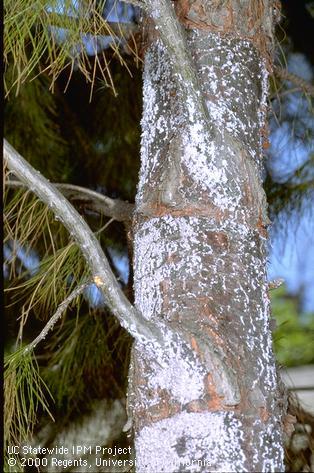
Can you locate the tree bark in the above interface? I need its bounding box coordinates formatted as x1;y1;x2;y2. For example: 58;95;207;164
129;1;285;471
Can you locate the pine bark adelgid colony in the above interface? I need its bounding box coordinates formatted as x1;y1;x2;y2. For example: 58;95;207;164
128;1;286;471
4;0;289;471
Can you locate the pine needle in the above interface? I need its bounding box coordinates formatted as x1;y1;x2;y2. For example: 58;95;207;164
4;347;54;451
4;0;139;96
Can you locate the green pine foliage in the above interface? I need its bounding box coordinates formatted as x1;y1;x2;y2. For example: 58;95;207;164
83;64;142;200
4;347;54;470
4;66;72;182
4;183;131;457
4;0;133;95
272;286;314;367
4;187;89;321
42;311;130;412
265;155;314;217
266;38;314;217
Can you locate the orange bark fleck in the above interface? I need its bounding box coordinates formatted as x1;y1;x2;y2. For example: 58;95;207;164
203;326;225;350
152;202;226;220
257;211;268;238
190;336;200;355
283;414;297;436
259;406;270;422
205;373;225;410
211;231;229;249
185;399;208;413
174;0;190;22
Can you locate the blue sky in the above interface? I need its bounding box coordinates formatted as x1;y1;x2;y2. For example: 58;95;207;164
267;52;314;314
47;0;138;56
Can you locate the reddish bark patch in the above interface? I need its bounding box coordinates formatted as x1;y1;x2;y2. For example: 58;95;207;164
146;202;228;220
134;389;182;429
204;373;225;410
257;211;268;238
203;326;225;351
259;406;270;423
160;279;170;306
174;0;190;22
190;336;201;356
173;0;279;69
208;231;229;250
185;399;209;413
198;301;216;322
149;392;181;422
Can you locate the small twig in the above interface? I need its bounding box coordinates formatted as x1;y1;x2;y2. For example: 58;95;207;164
288;386;314;392
274;66;314;97
269;278;284;290
24;281;89;353
95;217;115;235
276;87;305;98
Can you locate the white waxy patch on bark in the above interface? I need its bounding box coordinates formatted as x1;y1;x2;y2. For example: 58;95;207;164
133;214;276;409
135;411;247;473
148;356;203;404
134;338;206;407
252;418;285;471
137;40;181;208
138;37;269;221
134;215;215;321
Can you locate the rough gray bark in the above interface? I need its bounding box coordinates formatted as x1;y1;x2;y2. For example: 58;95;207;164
128;1;285;471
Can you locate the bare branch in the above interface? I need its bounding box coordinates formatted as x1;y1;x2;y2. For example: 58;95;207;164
56;183;134;223
25;281;89;352
3;139;164;346
274;66;314;97
7;180;134;224
142;0;212;131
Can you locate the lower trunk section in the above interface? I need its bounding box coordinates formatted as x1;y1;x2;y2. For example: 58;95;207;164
136;411;280;472
129;216;284;472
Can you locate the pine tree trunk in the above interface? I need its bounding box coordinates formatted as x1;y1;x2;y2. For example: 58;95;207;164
129;2;285;471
